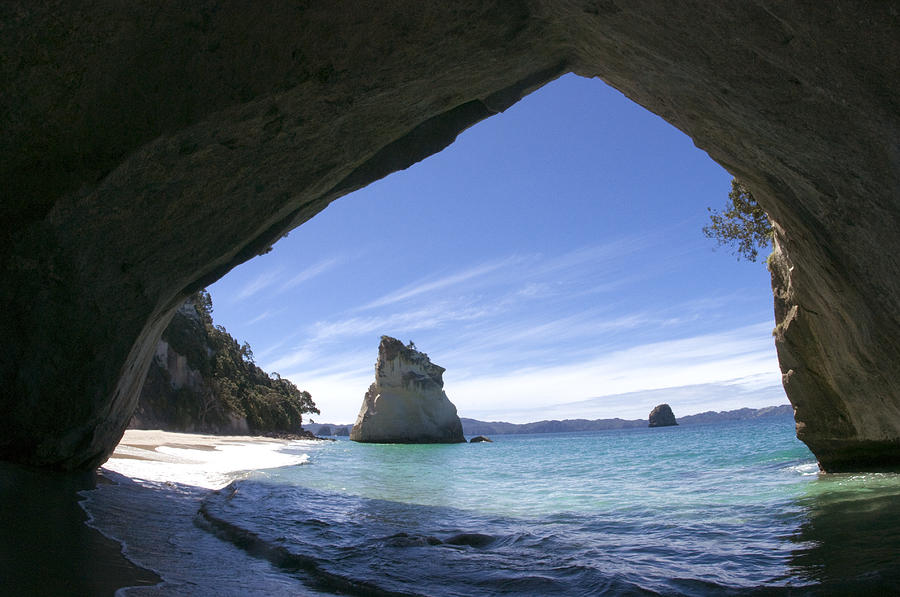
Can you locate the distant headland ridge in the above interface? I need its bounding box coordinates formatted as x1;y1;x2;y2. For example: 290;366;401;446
307;405;793;437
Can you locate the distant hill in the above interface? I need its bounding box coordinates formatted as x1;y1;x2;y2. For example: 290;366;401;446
460;405;793;435
677;405;793;426
306;405;793;437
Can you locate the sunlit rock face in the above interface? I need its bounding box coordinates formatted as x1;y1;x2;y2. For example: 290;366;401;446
1;2;898;470
351;337;465;444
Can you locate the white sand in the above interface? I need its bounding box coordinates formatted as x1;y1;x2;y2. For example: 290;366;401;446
104;429;312;489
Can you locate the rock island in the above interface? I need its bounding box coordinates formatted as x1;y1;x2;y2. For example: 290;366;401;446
350;336;465;444
648;404;678;428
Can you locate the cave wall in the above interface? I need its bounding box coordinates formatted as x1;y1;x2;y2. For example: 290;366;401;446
1;1;898;470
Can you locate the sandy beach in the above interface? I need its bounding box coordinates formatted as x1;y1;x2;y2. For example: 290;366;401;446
103;429;307;489
110;429;294;462
86;430;321;596
1;430;316;597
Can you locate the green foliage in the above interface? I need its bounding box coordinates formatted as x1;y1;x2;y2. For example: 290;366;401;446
157;291;319;433
703;179;773;262
194;289;214;325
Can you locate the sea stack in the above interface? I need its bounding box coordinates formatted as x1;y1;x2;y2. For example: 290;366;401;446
648;404;678;428
350;336;465;443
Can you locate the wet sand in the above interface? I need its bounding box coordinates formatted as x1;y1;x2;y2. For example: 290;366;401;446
0;431;297;596
0;461;160;596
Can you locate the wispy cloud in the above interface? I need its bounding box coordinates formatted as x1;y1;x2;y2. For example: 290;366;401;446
463;379;787;423
233;257;342;303
346;237;653;317
528;235;652;277
246;309;279;325
266;348;316;372
279;257;341;292
235;269;282;301
309;302;494;343
282;320;780;425
446;322;779;419
355;257;522;311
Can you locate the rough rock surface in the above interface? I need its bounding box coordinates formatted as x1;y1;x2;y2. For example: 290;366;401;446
350;337;465;444
648;404;678;428
1;3;898;470
469;436;494;443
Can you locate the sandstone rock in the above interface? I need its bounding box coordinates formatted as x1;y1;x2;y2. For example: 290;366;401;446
2;3;899;471
469;436;493;443
648;404;678;428
350;337;465;444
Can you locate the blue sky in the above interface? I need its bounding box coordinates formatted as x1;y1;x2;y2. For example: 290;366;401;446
208;73;786;424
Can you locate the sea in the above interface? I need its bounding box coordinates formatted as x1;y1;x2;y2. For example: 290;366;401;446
82;415;900;596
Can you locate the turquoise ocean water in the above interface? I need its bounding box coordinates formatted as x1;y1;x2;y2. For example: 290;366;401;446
87;415;900;595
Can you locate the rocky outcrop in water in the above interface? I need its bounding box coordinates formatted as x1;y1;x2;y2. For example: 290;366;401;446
648;404;678;428
2;4;898;471
350;337;465;444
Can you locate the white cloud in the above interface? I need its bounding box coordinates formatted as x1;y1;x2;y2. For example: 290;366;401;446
445;322;779;419
286;321;781;425
463;380;787;423
528;235;651;277
266;348;315;372
307;302;493;343
235;269;282;301
282;367;372;424
279;257;341;292
356;257;522;311
246;310;277;325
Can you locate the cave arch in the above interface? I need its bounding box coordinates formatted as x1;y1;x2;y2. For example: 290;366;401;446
1;2;898;471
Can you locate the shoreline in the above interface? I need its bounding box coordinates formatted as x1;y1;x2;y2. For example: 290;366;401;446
0;461;161;596
1;430;318;597
91;429;320;595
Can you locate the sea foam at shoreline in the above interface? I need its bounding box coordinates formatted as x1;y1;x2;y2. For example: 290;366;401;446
83;420;900;596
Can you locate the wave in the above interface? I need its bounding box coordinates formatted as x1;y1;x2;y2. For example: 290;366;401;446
197;491;425;597
196;480;807;596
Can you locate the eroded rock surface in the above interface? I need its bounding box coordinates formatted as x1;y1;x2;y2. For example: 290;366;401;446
648;404;678;428
1;2;898;470
351;337;465;444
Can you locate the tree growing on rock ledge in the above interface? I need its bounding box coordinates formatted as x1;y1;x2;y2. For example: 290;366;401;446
703;179;773;262
133;290;319;434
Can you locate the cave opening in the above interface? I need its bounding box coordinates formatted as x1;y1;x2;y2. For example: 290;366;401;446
198;73;784;428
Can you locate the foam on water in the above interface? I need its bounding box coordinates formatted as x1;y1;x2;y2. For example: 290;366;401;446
82;434;324;596
82;419;900;595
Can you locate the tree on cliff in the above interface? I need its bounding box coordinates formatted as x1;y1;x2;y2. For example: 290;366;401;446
134;290;319;433
703;179;773;262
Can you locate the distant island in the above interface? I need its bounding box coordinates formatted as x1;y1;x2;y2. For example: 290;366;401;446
648;403;678;427
306;405;793;437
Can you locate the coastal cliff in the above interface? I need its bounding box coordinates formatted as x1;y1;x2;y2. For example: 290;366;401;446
133;291;318;436
351;337;465;444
